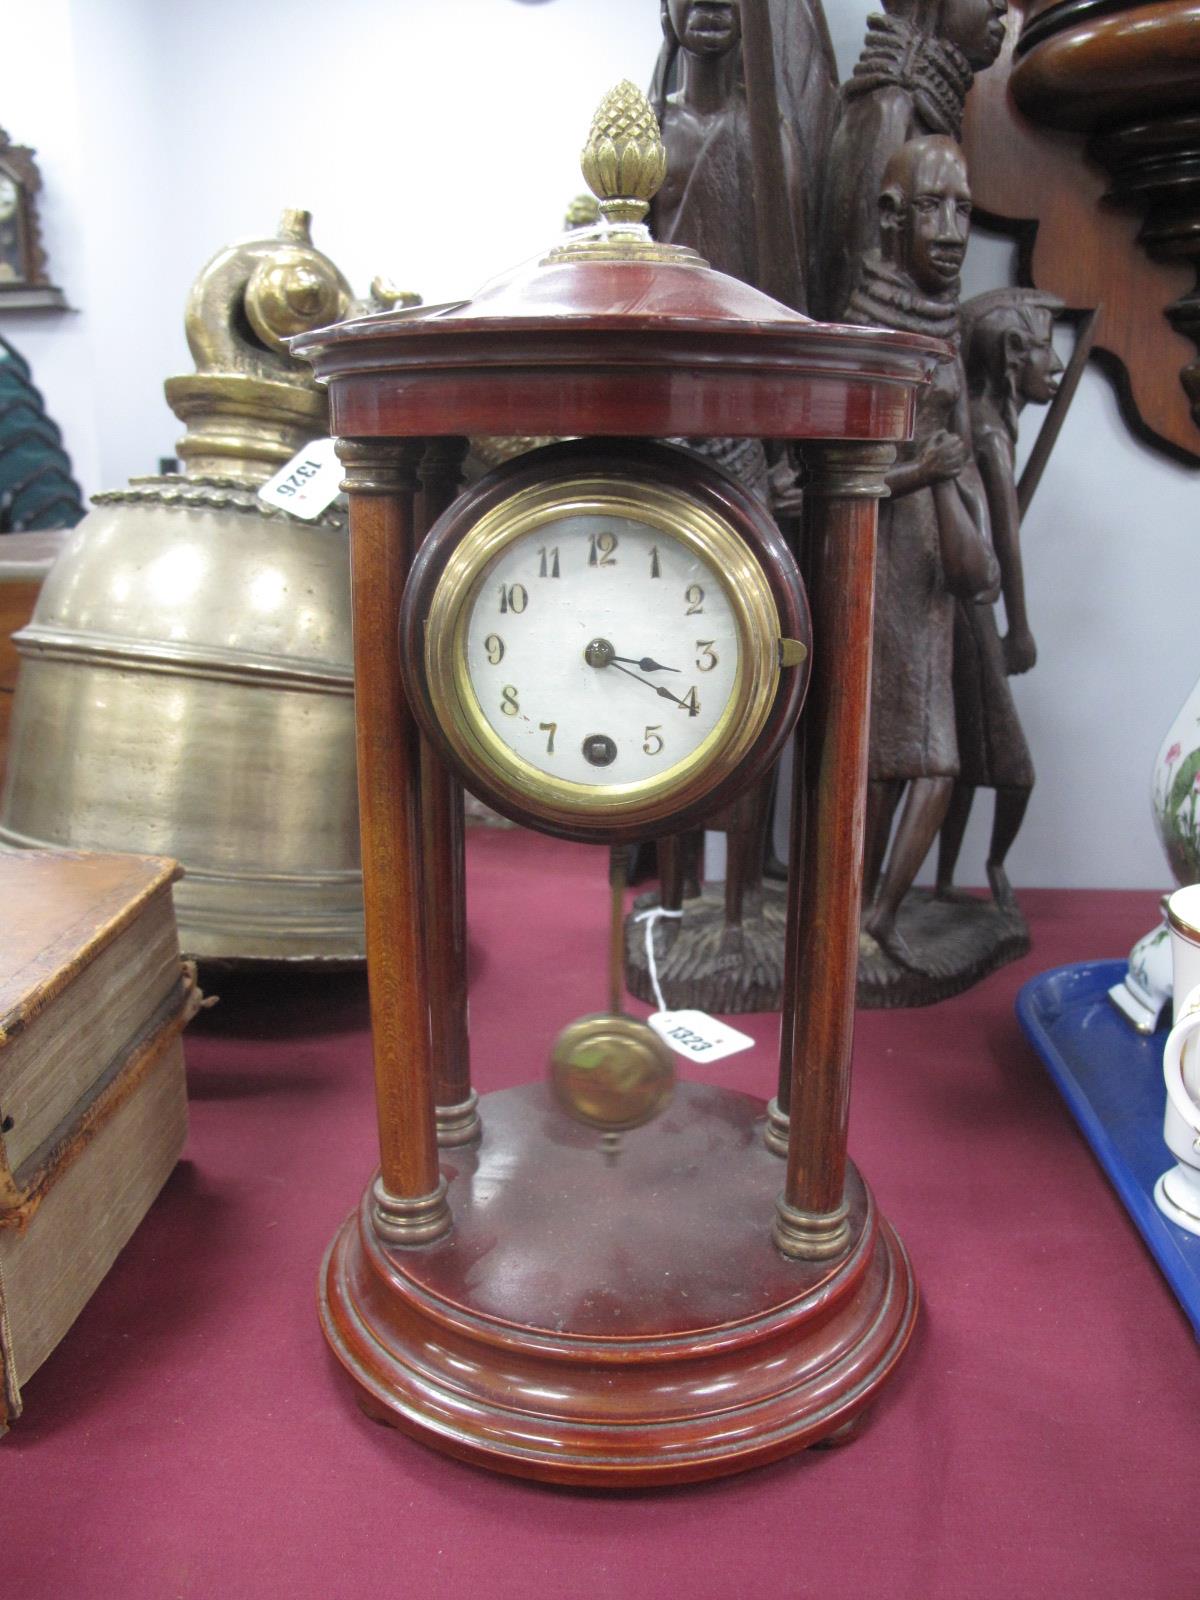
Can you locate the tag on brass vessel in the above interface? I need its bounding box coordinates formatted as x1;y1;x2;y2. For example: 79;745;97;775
257;437;342;519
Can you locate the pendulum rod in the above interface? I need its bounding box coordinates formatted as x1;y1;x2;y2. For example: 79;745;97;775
608;846;626;1016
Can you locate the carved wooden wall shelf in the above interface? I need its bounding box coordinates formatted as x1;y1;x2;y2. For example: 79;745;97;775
962;3;1200;463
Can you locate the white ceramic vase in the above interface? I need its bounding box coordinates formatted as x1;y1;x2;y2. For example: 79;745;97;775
1152;675;1200;885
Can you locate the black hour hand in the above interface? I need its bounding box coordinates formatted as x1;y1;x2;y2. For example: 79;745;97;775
607;659;661;694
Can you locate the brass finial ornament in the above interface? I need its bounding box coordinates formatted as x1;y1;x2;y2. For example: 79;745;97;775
580;80;666;226
244;208;349;354
546;81;704;268
164;210;354;484
367;274;422;312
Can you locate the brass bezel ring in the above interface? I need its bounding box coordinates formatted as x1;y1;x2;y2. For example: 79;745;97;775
422;474;782;834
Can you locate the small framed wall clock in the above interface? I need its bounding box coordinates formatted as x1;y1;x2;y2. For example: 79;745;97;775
0;130;66;310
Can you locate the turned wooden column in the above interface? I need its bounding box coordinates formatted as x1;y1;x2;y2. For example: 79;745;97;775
415;437;480;1147
338;437;452;1246
772;442;894;1259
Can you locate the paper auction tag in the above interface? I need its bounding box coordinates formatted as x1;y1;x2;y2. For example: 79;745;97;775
256;437;342;520
648;1009;755;1062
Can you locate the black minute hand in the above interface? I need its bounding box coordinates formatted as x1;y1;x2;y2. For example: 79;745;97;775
610;653;680;674
607;659;691;709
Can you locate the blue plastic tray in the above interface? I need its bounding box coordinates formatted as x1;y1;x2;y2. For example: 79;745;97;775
1016;960;1200;1339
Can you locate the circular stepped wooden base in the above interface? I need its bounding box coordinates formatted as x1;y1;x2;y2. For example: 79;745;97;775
319;1082;918;1486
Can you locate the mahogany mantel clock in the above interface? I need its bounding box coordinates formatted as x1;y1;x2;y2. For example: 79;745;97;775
293;83;943;1486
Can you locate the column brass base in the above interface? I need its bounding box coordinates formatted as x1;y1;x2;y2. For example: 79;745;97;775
772;1194;852;1261
764;1096;790;1157
436;1091;481;1147
370;1175;452;1247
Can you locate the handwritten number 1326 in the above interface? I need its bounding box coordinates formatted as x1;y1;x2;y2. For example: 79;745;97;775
275;458;323;497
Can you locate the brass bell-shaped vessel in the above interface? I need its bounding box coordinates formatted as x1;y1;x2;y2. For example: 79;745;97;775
0;212;372;962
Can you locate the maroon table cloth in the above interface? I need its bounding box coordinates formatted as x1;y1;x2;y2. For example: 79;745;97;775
5;828;1197;1598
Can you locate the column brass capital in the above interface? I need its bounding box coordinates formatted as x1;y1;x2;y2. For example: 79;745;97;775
801;441;896;500
371;1173;452;1247
336;437;424;496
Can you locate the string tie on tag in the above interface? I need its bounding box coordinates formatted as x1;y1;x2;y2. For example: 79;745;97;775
633;906;683;1015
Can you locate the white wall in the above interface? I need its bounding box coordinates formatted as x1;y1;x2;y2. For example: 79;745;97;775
0;0;102;490
0;0;667;486
0;0;1196;889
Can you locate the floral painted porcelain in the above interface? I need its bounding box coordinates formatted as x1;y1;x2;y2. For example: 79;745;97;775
1110;678;1200;1031
1153;684;1200;884
1108;907;1171;1033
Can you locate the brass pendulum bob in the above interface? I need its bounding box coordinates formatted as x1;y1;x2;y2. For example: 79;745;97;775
549;847;676;1133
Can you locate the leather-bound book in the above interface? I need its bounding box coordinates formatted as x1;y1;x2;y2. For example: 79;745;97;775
0;851;200;1430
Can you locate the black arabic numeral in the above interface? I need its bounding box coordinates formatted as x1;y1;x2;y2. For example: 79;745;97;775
588;530;618;567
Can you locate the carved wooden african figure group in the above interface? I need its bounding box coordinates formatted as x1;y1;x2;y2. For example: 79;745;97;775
632;0;1066;1008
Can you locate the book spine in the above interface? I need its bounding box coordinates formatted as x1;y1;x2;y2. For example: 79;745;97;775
0;862;182;1044
0;964;202;1231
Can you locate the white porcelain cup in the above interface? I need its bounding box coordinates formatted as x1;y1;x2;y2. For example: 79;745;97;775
1167;883;1200;1013
1156;886;1200;1234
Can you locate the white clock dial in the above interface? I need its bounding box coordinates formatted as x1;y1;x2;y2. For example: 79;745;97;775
408;450;806;840
463;512;739;789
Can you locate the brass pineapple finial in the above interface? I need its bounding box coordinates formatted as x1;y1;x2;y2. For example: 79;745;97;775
580;80;667;226
543;81;703;268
